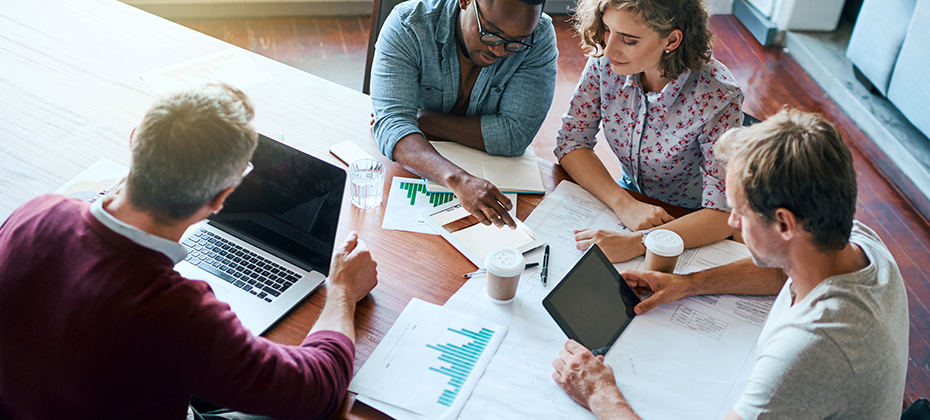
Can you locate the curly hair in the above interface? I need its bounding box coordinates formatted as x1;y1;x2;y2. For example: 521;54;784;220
571;0;714;79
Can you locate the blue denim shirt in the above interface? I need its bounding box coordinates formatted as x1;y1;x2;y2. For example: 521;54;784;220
371;0;558;160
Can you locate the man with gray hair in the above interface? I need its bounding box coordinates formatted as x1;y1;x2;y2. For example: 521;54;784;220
551;108;908;419
0;82;378;420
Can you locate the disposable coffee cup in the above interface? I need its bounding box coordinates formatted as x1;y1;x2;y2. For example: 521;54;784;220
484;247;525;305
643;229;684;274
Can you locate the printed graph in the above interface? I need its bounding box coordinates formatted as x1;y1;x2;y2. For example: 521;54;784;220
427;327;495;406
348;299;506;419
399;180;455;207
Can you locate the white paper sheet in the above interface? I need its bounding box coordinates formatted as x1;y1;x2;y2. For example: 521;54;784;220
447;181;775;420
421;199;540;267
55;159;128;201
349;299;507;420
139;48;274;95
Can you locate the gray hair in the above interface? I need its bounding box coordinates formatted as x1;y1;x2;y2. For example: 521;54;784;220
127;82;258;223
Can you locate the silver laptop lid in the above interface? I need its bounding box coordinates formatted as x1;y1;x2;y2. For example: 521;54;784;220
208;134;346;275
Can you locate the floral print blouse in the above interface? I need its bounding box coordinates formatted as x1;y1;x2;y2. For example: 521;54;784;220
555;56;743;211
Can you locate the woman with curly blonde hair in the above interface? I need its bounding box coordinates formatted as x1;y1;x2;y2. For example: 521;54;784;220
556;0;743;262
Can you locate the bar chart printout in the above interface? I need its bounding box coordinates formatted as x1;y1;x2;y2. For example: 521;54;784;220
429;327;494;406
400;180;455;207
382;177;457;235
349;299;507;420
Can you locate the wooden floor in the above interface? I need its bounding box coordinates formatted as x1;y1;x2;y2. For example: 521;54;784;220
175;13;930;406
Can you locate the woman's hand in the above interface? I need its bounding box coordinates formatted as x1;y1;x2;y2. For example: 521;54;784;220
615;201;675;231
573;229;646;263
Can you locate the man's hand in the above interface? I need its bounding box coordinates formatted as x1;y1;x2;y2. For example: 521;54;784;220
620;269;691;314
448;172;516;229
617;201;675;231
573;230;644;263
327;231;378;303
552;340;638;420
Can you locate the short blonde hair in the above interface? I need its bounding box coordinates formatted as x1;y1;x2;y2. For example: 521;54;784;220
716;108;857;251
571;0;714;79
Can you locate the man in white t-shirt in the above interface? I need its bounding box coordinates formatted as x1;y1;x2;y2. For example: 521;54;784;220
552;108;909;420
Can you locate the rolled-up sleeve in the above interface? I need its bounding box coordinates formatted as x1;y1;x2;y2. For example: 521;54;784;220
555;57;603;161
371;10;425;162
480;18;558;157
698;87;743;211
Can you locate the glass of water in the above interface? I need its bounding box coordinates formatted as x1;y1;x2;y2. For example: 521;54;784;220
350;159;385;209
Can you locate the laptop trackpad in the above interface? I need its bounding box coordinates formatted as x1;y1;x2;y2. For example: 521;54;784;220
177;262;230;298
207;282;230;298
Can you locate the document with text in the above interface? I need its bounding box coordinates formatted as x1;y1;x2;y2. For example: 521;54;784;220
446;181;774;420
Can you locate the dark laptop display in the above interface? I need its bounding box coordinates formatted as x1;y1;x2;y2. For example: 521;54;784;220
210;134;346;276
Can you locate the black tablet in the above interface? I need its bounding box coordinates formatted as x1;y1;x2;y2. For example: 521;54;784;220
542;244;641;354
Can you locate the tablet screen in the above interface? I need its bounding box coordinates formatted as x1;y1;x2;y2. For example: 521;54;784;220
543;245;641;352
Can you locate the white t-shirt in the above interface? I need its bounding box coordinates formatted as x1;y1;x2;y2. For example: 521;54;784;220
733;221;909;420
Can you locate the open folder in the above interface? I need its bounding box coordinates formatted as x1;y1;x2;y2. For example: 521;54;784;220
425;142;545;194
421;199;545;267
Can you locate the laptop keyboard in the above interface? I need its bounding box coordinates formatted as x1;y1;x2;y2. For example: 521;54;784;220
182;229;303;303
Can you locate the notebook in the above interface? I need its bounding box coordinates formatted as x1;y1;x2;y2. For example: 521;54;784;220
424;142;545;194
174;133;346;334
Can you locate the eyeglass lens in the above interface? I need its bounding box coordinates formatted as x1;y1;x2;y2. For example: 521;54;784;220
474;0;532;52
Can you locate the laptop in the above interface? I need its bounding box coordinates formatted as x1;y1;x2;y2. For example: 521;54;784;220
174;133;346;335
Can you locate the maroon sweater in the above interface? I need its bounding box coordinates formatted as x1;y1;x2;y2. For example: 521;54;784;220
0;195;354;420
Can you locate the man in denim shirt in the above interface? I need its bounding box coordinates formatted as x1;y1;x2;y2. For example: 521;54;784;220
371;0;557;228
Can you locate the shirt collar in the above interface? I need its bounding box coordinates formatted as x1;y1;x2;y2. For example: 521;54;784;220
89;198;189;264
435;0;457;44
624;67;693;106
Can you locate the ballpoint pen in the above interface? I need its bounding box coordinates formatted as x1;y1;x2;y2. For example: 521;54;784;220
541;245;550;286
463;262;539;278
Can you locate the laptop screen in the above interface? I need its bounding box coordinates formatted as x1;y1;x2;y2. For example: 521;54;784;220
209;134;346;275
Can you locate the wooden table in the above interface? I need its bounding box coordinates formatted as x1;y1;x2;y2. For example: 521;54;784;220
0;2;688;417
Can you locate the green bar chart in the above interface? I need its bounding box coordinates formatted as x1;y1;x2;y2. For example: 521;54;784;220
400;180;455;207
427;327;495;407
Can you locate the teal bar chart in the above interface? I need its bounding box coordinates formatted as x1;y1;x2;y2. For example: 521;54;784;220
348;299;507;419
427;327;495;407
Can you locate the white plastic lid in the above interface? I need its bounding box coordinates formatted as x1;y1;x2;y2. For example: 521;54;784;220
643;229;684;257
484;247;525;277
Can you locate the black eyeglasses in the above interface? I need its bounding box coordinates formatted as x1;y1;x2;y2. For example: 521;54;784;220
473;0;534;53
